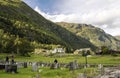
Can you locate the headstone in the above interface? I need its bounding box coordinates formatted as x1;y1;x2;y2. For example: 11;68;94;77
36;74;40;78
11;64;17;73
17;63;23;69
74;60;78;69
28;62;32;66
23;62;27;68
32;62;38;72
0;64;5;70
54;63;59;69
41;64;44;67
5;64;9;72
98;64;104;75
50;63;54;69
98;64;103;70
69;62;74;71
5;64;17;73
50;63;59;69
77;73;86;78
69;60;79;71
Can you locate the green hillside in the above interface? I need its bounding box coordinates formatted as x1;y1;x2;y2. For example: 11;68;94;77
57;22;120;50
0;0;96;54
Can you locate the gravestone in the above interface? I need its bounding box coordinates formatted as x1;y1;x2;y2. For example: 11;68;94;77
50;63;59;69
98;64;103;70
69;60;79;71
32;62;38;72
77;73;86;78
17;63;23;69
50;63;54;69
5;64;17;73
69;62;74;71
54;63;59;69
23;62;27;68
36;74;40;78
74;60;78;69
41;64;44;67
98;64;104;75
0;64;5;70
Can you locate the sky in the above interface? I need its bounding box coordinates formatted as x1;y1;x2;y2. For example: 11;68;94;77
23;0;120;36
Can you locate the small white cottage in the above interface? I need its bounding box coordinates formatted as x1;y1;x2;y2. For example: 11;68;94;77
52;48;65;53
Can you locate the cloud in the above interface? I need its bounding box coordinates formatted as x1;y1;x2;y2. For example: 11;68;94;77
34;0;120;36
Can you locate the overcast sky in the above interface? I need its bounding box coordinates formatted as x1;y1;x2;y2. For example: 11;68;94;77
23;0;120;36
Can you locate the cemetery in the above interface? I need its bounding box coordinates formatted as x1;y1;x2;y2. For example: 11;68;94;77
0;54;120;78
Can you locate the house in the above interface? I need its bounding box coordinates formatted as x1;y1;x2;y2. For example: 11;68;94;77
52;48;65;53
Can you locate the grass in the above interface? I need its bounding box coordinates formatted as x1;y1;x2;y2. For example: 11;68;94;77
1;53;120;78
0;67;37;78
1;53;120;64
0;66;98;78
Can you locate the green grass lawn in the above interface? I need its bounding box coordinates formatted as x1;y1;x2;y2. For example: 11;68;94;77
1;53;120;78
0;67;98;78
1;53;120;64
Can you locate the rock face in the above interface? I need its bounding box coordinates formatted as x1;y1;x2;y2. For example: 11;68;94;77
57;22;120;50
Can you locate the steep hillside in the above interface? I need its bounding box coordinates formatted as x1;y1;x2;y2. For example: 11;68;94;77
115;36;120;41
57;22;120;50
0;0;96;53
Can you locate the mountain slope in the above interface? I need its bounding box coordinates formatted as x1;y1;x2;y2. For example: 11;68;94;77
0;0;96;53
115;36;120;41
57;22;120;50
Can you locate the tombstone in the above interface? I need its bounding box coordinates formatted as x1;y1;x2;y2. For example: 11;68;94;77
50;63;59;69
32;62;38;72
5;64;17;73
5;64;9;72
55;63;59;69
98;64;103;70
50;63;55;69
11;64;17;73
36;74;40;78
23;62;27;68
98;64;104;75
69;60;79;71
0;64;5;70
50;59;59;69
69;62;74;71
77;73;86;78
16;63;23;69
74;60;79;69
41;64;44;67
28;62;32;66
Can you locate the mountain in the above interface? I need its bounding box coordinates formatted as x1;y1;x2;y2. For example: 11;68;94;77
56;22;120;50
115;36;120;41
0;0;96;53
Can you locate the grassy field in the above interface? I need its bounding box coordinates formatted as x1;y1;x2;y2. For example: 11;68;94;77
0;66;98;78
0;53;120;78
0;53;120;64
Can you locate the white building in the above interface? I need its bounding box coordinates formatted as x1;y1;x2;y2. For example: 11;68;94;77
52;48;65;53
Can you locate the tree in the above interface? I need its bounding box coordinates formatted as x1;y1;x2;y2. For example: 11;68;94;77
101;46;109;54
14;37;34;56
